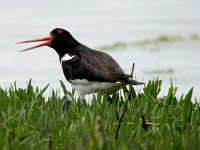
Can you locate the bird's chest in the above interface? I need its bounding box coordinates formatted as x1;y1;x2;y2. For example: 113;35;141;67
60;53;80;80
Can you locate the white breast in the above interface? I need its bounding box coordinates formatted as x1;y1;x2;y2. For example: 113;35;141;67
61;54;75;64
69;79;123;95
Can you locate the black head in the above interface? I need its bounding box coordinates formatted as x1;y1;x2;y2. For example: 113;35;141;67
49;28;79;53
16;28;80;54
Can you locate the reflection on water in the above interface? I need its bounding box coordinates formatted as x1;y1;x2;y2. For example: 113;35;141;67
0;0;200;99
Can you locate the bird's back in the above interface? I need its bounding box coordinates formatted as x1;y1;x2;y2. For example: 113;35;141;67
75;45;130;83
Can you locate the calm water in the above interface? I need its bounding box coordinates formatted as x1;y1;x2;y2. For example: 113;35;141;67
0;0;200;100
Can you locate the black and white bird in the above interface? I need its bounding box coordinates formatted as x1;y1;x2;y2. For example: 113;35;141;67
17;28;143;97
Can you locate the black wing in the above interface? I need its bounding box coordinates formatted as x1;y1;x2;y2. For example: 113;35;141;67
61;45;131;83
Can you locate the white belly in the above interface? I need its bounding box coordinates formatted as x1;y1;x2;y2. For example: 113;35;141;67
69;79;123;95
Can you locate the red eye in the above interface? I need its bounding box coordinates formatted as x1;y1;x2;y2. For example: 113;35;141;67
57;28;63;34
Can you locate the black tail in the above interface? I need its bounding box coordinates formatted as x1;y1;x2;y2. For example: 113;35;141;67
130;80;145;85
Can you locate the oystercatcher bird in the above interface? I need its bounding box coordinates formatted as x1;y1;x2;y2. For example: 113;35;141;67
17;28;143;97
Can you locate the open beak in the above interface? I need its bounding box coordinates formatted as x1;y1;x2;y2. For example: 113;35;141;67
16;36;52;52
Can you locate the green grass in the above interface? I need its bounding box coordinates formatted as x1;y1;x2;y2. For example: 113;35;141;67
0;79;199;150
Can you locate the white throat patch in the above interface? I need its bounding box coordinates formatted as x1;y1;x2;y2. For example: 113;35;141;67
61;54;75;64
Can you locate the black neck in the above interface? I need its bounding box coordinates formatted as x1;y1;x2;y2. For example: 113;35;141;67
52;39;80;56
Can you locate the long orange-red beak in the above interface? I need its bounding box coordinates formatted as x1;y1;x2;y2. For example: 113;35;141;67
16;36;52;52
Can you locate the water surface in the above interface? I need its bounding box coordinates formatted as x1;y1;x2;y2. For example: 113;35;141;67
0;0;200;99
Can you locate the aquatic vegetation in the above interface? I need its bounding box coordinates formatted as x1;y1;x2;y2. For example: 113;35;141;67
98;41;127;50
135;35;185;45
97;34;200;50
144;68;175;74
190;34;200;41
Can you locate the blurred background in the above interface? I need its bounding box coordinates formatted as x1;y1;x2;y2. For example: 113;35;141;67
0;0;200;100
